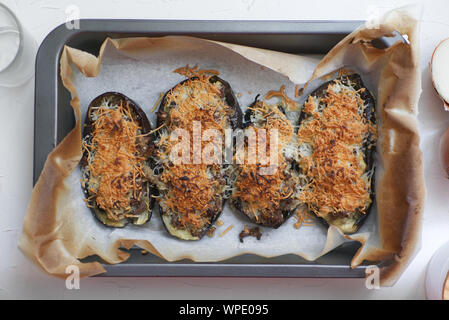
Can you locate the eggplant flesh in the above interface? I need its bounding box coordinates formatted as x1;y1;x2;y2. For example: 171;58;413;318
229;99;301;228
80;92;154;227
154;76;242;240
297;74;376;234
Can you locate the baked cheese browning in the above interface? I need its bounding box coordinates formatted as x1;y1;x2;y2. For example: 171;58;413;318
232;162;291;225
162;76;234;134
82;100;150;222
230;100;300;227
297;78;377;221
154;75;238;238
159;164;221;233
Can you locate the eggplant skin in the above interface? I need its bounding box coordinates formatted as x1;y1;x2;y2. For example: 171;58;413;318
315;209;366;235
298;74;376;234
229;198;294;229
229;98;300;228
158;199;223;241
154;76;243;240
80;92;154;228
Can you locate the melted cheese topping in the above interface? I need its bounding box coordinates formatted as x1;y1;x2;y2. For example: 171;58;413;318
232;101;298;220
160;164;218;229
297;80;377;217
82;100;148;221
234;162;290;219
155;75;234;234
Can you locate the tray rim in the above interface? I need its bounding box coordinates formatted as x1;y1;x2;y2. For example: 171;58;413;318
34;19;372;278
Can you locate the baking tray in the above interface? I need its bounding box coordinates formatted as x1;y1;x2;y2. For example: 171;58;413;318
34;19;373;278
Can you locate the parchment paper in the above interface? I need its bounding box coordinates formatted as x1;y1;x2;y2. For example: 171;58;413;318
19;6;424;286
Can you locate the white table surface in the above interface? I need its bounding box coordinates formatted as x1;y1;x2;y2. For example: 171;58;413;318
1;0;449;300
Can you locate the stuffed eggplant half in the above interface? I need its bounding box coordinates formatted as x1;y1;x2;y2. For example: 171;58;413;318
229;98;301;228
153;75;242;240
296;74;377;234
80;92;154;227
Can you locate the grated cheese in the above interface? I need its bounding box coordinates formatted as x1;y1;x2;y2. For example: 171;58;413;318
297;79;377;217
231;100;300;223
155;75;235;235
82;100;150;221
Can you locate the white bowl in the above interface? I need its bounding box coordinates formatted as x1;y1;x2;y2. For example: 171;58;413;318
426;240;449;300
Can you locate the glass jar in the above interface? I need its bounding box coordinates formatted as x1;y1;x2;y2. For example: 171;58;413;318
0;3;37;87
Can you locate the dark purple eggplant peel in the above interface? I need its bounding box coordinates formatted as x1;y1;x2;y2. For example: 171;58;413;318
80;92;154;228
229;97;301;228
153;75;242;240
296;74;377;234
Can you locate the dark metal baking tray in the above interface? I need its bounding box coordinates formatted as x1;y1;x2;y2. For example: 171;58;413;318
34;19;370;278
